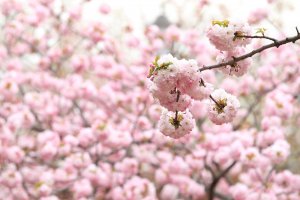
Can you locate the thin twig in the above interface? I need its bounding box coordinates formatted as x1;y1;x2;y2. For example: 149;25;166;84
209;94;222;108
235;34;278;43
201;78;222;109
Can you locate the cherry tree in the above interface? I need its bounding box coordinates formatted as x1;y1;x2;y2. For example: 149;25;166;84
0;0;299;200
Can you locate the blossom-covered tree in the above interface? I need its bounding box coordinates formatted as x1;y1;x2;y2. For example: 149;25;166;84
0;0;300;200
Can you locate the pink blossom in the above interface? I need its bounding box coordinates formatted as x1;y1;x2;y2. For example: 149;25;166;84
256;127;284;147
99;4;111;14
149;54;201;95
39;142;58;161
229;183;249;200
54;167;77;184
0;79;19;101
83;164;111;187
207;20;252;51
155;169;168;185
263;90;294;120
150;84;192;111
262;140;290;164
208;89;240;124
187;181;205;199
217;48;252;76
188;82;213;101
71;55;90;73
158;109;194;139
11;186;29;200
248;8;268;24
104;129;132;148
6;146;24;164
72;179;93;199
160;184;179;200
166;156;191;175
123;176;157;199
1;168;23;188
240;147;261;167
115;158;139;177
77;128;96;148
164;25;181;44
189;100;208;119
261;116;282;130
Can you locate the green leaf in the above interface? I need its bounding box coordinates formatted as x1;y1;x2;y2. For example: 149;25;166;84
148;55;172;78
212;20;229;27
256;28;267;35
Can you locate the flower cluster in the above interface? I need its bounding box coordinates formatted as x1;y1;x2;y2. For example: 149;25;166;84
149;54;242;138
207;20;252;76
207;20;252;51
148;54;212;138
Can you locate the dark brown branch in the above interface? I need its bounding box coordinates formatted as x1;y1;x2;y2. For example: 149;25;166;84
200;31;300;72
174;88;181;123
176;89;181;102
204;163;216;178
208;161;237;200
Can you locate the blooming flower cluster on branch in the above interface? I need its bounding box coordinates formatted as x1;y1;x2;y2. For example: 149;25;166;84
148;54;241;137
207;20;252;76
148;54;216;138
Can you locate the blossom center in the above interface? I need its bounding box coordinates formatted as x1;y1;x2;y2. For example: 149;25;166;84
214;98;227;114
169;114;183;129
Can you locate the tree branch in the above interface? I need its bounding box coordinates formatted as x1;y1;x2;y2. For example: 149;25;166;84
207;161;236;200
200;31;300;72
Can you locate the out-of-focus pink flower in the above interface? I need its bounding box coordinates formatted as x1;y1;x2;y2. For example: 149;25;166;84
160;184;179;200
72;179;93;199
99;4;111;14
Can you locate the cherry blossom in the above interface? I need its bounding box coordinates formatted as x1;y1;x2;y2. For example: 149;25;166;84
207;20;252;51
208;89;240;124
158;109;194;139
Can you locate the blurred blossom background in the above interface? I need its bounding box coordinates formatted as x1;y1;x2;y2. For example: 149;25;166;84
0;0;300;199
